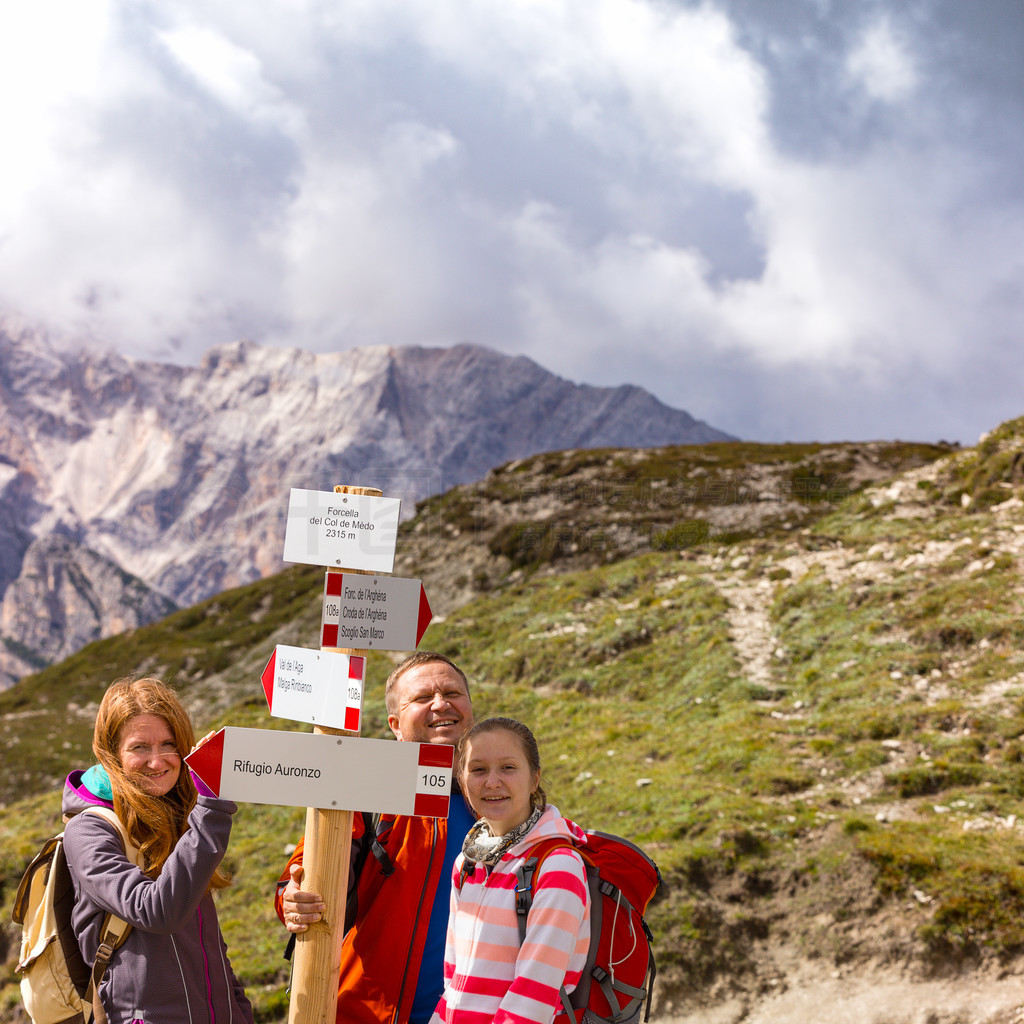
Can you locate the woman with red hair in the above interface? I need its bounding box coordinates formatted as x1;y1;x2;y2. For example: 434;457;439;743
62;676;252;1024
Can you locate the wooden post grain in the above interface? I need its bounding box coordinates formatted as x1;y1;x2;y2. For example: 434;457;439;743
287;485;383;1024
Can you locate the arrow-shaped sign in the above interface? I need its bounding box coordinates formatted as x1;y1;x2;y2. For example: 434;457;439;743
186;727;453;816
321;573;432;651
261;645;365;731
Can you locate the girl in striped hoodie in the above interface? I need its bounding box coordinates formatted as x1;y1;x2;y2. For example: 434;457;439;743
430;717;590;1024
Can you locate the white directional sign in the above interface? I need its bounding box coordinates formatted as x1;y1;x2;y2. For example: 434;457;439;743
282;488;401;573
321;573;432;651
186;727;453;816
261;645;365;732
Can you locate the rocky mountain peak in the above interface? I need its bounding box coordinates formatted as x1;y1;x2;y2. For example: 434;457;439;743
0;321;732;686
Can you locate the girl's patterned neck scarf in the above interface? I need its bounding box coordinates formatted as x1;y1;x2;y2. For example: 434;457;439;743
462;805;544;867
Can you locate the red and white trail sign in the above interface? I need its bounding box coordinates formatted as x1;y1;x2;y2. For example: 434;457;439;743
261;645;365;732
186;727;453;816
282;488;402;573
321;573;432;651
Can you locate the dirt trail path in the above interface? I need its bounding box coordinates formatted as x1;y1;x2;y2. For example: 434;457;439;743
652;961;1024;1024
714;569;776;690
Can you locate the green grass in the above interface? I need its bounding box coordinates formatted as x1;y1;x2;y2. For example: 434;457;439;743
856;820;1024;957
1;431;1021;1020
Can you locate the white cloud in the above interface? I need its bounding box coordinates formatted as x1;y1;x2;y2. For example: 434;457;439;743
159;25;306;138
0;0;1019;441
846;16;918;102
0;1;113;195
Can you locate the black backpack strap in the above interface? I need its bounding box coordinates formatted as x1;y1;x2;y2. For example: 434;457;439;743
644;938;657;1022
514;858;540;946
348;811;378;886
367;813;395;877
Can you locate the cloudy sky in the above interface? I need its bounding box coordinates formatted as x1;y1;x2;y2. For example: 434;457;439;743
1;0;1021;444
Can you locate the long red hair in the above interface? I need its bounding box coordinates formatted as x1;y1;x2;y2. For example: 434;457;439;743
93;676;229;889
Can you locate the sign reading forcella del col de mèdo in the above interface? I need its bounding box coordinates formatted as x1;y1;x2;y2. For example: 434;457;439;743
282;488;402;573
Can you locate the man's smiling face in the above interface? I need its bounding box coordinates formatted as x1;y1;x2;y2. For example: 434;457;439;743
387;661;474;746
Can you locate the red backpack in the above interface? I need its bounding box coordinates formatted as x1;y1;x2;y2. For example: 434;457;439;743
515;830;663;1024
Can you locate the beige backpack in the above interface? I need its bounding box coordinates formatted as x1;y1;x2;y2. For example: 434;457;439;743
13;806;140;1024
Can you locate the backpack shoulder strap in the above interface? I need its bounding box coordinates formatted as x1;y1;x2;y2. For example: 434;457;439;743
11;835;62;926
350;811;395;878
366;812;395;877
348;811;376;883
344;812;390;931
514;839;581;945
79;806;141;865
76;806;139;998
513;838;590;1023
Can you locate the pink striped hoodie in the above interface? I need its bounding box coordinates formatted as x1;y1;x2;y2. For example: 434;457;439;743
430;805;590;1024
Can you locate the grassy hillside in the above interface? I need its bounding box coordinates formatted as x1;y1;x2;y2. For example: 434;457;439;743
6;428;1024;1021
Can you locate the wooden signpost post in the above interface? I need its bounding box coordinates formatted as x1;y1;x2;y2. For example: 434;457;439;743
286;484;383;1024
276;483;435;1024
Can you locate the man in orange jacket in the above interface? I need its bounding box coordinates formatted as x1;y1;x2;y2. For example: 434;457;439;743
275;651;477;1024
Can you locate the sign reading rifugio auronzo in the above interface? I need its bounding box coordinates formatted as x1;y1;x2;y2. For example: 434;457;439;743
282;488;401;573
186;727;453;816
